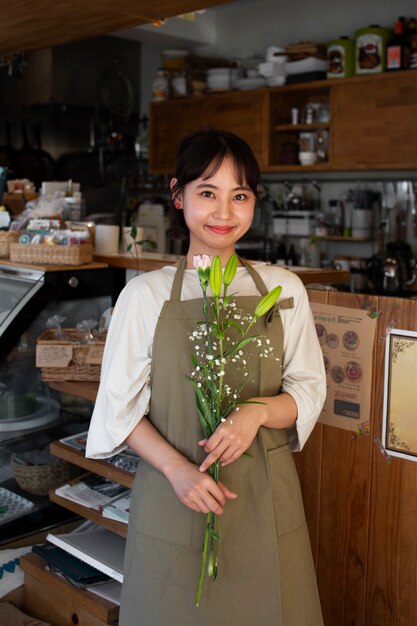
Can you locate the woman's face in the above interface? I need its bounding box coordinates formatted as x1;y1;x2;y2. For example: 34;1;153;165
171;156;256;265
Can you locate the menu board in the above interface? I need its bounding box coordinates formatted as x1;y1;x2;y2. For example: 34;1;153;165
310;302;377;432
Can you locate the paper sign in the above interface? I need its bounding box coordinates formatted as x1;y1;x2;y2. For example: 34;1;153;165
85;345;105;365
36;344;73;367
310;302;377;432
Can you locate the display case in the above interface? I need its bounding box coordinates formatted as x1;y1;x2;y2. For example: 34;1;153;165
0;261;117;546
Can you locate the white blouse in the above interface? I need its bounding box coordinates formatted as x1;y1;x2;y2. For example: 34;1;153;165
86;263;326;458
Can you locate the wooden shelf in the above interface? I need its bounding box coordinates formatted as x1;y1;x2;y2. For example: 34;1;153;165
266;163;330;171
50;441;134;489
48;490;128;538
273;122;329;132
49;380;99;402
317;236;371;242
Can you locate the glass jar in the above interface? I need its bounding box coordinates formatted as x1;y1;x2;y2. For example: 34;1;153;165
152;69;169;101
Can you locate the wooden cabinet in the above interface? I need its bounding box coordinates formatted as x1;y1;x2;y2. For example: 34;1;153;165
332;71;417;169
149;70;417;173
204;90;268;167
149;89;267;173
149;98;203;173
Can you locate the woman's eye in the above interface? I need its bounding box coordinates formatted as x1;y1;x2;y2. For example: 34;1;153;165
201;190;214;198
234;193;247;201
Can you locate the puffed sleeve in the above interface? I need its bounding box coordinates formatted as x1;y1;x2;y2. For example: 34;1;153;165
279;274;326;451
86;276;159;459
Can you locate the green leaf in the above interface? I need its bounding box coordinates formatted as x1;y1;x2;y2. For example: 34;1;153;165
137;239;157;249
223;253;238;287
209;255;222;298
254;285;282;319
189;378;215;434
130;224;137;240
224;319;244;335
226;335;257;358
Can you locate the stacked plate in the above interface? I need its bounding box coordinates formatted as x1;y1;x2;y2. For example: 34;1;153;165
234;77;267;90
206;68;239;92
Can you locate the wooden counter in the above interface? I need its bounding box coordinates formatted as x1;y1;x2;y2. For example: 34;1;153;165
93;252;351;286
0;259;108;272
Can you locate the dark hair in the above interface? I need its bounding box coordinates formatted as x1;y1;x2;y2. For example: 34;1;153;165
169;129;261;235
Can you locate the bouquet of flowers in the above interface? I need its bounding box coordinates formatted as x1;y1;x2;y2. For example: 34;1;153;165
190;252;282;606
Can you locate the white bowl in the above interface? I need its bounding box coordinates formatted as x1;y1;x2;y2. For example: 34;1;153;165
299;151;318;166
284;57;327;75
206;67;239;77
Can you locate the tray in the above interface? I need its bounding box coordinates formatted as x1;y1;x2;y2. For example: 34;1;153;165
9;243;93;265
36;328;106;381
0;487;34;526
0;231;19;257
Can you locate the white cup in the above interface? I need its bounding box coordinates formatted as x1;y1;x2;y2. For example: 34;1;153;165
121;226;144;256
95;225;120;254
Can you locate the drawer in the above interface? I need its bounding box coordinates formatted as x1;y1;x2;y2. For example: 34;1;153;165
20;553;118;626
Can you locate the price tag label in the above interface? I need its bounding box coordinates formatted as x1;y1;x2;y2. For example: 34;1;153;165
36;345;73;367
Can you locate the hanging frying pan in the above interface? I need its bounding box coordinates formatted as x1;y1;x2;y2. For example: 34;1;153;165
99;60;134;121
0;121;16;174
32;122;55;182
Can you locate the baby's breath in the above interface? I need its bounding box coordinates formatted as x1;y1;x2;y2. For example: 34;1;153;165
191;252;282;607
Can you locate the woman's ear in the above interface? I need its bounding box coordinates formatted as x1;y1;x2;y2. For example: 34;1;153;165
170;178;182;209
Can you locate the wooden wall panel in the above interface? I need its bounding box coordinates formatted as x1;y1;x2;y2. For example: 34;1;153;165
299;291;417;625
366;297;417;626
294;288;329;566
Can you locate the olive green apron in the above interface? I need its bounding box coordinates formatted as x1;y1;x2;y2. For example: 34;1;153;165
120;258;323;626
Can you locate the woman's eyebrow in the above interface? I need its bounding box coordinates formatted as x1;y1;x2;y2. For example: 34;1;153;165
195;183;251;191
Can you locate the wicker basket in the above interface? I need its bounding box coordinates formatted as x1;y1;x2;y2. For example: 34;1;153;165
11;454;79;496
0;231;20;257
9;243;93;265
36;328;106;381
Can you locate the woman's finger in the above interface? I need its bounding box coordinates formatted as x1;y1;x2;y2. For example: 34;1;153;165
218;481;238;499
199;439;230;472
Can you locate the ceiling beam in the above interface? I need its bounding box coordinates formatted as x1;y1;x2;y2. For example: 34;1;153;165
0;0;234;55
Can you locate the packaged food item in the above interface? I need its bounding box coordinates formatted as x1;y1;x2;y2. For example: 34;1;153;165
152;69;169;101
327;36;355;78
354;25;392;74
386;17;410;70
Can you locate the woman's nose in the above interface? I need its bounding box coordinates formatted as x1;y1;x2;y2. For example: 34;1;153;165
213;198;232;219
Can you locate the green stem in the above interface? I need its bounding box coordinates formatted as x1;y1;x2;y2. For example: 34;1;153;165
195;460;221;606
195;512;211;607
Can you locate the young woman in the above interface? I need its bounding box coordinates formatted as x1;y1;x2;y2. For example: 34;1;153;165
86;129;326;625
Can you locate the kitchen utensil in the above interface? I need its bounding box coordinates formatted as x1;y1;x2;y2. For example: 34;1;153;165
408;181;417;237
382;181;416;293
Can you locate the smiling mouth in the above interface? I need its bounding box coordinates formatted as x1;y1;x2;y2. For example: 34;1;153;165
206;225;235;234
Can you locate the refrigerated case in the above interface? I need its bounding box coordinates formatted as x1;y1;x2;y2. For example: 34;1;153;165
0;261;116;544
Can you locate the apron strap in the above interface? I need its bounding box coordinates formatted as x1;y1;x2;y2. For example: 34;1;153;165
239;258;294;324
170;256;187;301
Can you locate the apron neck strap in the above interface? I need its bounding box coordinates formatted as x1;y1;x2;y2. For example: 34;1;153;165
170;256;187;301
169;255;269;301
238;257;269;296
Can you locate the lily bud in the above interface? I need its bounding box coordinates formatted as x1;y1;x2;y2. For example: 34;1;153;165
209;255;222;298
254;285;282;319
223;253;238;287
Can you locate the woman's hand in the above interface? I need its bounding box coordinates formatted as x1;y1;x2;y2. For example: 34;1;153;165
165;457;237;515
198;401;266;473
